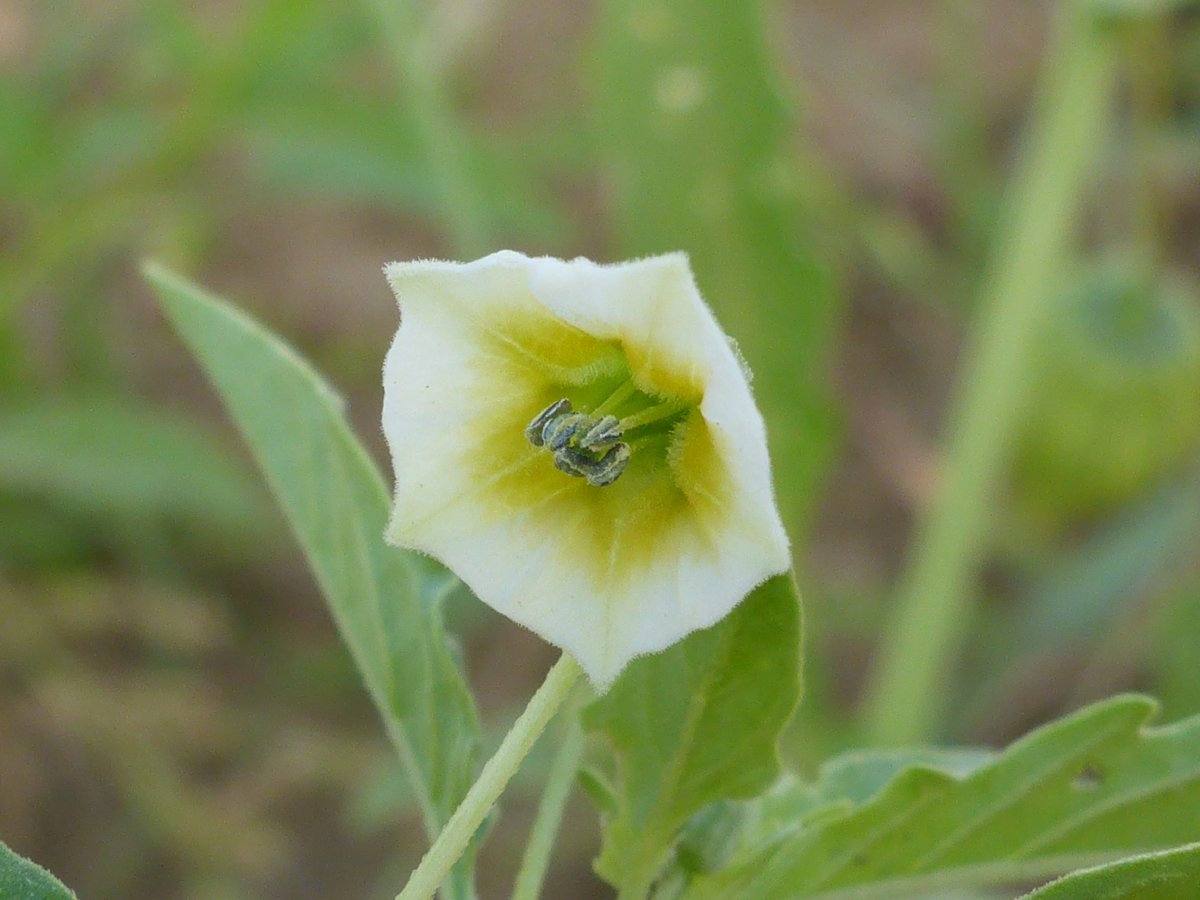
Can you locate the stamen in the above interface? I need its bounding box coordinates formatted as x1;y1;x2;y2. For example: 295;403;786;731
580;415;621;450
592;380;638;417
585;443;631;487
617;397;687;432
525;399;572;447
553;446;592;477
524;386;683;488
543;413;591;450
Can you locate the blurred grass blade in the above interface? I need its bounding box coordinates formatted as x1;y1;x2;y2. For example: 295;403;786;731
365;0;490;256
144;263;480;893
1020;843;1200;899
862;1;1122;745
1014;477;1200;648
953;474;1200;726
686;695;1200;899
593;0;839;534
0;841;76;900
1153;570;1200;722
242;98;562;240
0;394;272;538
584;575;802;897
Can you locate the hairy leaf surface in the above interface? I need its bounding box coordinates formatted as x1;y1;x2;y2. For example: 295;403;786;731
686;695;1200;898
1020;843;1200;899
0;842;75;900
585;575;802;895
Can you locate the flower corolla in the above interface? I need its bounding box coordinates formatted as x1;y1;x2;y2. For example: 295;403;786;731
382;251;789;688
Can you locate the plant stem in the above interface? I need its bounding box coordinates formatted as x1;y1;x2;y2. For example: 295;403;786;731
368;0;490;257
861;1;1120;746
615;865;659;900
1126;16;1169;281
510;689;585;900
935;0;993;265
396;654;583;900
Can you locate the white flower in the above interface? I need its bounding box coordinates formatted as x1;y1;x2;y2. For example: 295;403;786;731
381;251;790;689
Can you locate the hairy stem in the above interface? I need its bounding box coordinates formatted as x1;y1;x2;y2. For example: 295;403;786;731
396;654;583;900
510;690;586;900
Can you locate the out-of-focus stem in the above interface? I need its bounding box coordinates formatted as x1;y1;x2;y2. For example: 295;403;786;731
862;1;1121;746
1126;17;1170;281
935;0;993;264
369;0;490;256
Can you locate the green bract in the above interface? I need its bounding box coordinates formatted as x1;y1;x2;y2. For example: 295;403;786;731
382;251;789;687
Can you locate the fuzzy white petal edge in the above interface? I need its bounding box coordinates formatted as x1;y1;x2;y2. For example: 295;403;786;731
381;251;791;688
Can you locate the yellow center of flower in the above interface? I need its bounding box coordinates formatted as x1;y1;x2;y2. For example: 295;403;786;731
456;307;731;583
524;380;690;487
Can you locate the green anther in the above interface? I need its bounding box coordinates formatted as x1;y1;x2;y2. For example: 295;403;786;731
544;413;591;450
585;443;631;487
553;445;592;478
524;383;686;488
526;399;572;447
580;415;622;450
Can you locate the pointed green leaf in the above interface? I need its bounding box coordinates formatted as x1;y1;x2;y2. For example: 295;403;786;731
757;748;996;834
593;0;839;532
1021;843;1200;900
687;695;1200;898
655;748;995;891
585;574;802;895
144;264;479;876
0;841;76;900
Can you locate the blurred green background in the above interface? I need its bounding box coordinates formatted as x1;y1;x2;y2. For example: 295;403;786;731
2;1;1199;897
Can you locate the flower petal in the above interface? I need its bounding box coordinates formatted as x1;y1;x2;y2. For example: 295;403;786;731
382;251;790;688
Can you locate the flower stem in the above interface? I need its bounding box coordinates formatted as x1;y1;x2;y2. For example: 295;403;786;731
510;689;585;900
861;1;1120;746
396;654;583;900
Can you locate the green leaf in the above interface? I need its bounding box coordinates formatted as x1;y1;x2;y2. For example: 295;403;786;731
0;841;76;900
759;747;996;829
242;101;562;241
593;0;840;534
686;695;1200;899
240;98;432;208
655;748;996;893
584;575;802;895
144;264;480;886
1021;843;1200;900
